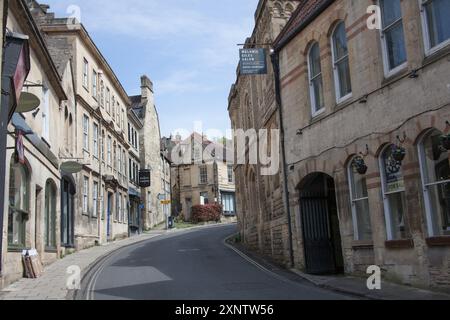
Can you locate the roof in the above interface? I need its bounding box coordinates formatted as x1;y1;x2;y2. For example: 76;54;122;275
170;132;233;163
32;1;131;105
274;0;335;51
11;0;67;101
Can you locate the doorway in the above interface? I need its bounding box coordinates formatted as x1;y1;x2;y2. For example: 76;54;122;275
107;192;113;241
299;173;344;275
61;177;75;248
185;198;192;220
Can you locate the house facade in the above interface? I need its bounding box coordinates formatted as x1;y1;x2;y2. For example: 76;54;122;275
130;76;167;230
270;0;450;290
1;0;68;287
228;0;299;262
168;133;236;221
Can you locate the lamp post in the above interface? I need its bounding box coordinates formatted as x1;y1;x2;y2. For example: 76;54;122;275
0;30;31;275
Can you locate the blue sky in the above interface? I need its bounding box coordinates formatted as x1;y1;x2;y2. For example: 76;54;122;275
43;0;259;139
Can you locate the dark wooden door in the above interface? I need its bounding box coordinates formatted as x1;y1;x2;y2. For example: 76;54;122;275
300;191;336;275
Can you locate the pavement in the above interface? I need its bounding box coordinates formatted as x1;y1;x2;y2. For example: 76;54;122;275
230;239;450;300
288;270;450;300
0;230;168;300
80;224;352;300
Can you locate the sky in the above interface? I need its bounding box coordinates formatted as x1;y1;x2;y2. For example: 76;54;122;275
43;0;259;139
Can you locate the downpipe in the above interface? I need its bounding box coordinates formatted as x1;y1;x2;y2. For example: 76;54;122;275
271;51;295;268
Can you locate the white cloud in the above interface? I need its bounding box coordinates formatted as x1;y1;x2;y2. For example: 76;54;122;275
155;70;216;95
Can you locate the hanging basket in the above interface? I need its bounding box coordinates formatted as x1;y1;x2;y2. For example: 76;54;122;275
440;134;450;151
392;145;406;162
353;157;368;175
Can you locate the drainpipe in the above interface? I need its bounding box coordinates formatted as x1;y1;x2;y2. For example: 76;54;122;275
0;0;8;277
271;51;295;268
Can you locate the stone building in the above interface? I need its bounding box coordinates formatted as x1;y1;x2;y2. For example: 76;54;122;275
228;0;299;263
168;133;236;221
267;0;450;291
127;103;143;235
130;76;167;229
1;0;68;287
29;4;132;248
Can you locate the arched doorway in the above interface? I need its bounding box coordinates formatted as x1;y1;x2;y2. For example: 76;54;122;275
299;173;344;275
61;175;76;248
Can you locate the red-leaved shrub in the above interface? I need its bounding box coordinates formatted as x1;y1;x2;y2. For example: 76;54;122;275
191;204;222;223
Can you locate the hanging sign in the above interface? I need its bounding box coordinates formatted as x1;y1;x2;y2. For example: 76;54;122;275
139;169;151;188
15;130;25;164
239;48;267;75
61;161;83;174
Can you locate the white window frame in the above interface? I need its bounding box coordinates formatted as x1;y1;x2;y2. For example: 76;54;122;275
93;123;99;158
106;87;111;114
378;144;407;240
379;0;408;77
417;130;450;237
93;181;98;218
307;43;325;118
83;176;89;214
330;21;353;103
419;0;450;56
92;70;98;99
347;159;372;241
107;136;112;166
83;115;89;152
83;58;89;89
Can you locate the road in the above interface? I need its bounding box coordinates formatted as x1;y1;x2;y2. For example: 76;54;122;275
81;224;353;300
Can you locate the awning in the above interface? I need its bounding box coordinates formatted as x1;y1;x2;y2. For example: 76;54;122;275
128;187;141;198
12;113;59;169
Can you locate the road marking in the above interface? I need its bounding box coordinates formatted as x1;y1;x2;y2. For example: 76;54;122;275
178;249;201;252
222;238;294;285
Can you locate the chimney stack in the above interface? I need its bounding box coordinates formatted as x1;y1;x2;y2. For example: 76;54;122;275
40;4;50;13
140;75;154;101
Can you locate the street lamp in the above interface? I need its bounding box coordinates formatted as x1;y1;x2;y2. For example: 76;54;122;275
0;30;31;275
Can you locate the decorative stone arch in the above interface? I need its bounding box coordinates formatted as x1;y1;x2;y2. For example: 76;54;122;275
326;10;349;37
285;2;295;15
302;33;322;57
374;141;395;158
413;127;441;146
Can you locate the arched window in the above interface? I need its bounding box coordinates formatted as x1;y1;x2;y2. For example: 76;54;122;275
331;22;352;102
45;180;57;249
307;42;324;116
348;157;372;240
8;160;30;248
379;145;409;240
418;129;450;236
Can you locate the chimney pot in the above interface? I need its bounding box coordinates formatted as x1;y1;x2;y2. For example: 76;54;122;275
141;75;153;93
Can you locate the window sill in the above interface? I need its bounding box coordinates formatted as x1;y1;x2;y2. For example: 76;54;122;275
426;236;450;247
45;247;57;253
424;40;450;60
352;240;374;249
422;42;450;66
381;67;409;87
385;239;414;250
311;108;325;120
8;246;26;253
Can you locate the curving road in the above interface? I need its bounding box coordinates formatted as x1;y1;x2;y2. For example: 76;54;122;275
80;224;352;300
